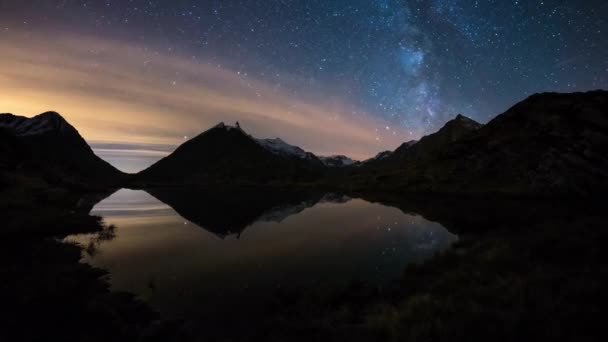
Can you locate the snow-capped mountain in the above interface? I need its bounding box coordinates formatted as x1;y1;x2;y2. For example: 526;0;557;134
319;155;358;167
255;137;317;160
0;111;124;187
198;123;355;168
204;123;319;161
138;122;325;184
0;111;77;136
256;138;360;167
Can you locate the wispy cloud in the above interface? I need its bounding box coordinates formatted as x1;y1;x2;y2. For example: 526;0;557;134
0;29;407;171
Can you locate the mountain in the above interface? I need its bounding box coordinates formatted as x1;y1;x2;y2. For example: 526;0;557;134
0;111;124;189
249;138;361;168
137;122;325;185
319;155;359;167
0;127;28;171
364;150;393;163
399;114;481;157
358;115;480;174
350;90;608;196
255;137;319;160
3;90;605;196
368;114;482;169
0;112;76;136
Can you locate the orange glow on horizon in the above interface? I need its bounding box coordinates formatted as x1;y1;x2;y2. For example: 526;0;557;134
0;29;421;167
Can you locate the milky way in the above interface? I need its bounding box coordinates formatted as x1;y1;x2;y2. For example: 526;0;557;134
1;0;607;170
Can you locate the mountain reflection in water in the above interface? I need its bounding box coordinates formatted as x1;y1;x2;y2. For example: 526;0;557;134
66;188;457;335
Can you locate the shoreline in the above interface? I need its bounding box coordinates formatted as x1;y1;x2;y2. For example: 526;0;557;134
2;182;607;341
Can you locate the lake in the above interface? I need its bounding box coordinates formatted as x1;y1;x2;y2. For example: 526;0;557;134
65;188;457;336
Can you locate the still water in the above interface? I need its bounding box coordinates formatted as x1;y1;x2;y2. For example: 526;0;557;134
66;188;457;332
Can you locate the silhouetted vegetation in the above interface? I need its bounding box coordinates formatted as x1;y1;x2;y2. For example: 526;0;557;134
251;199;608;342
0;185;172;341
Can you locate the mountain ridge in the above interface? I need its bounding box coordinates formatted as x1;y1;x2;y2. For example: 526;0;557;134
0;111;124;190
2;90;606;196
0;111;77;136
136;121;325;185
348;90;608;195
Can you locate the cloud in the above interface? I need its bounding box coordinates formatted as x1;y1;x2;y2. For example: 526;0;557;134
0;29;408;170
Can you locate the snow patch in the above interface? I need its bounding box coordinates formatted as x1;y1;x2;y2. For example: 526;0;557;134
319;155;357;167
256;137;311;159
0;112;75;136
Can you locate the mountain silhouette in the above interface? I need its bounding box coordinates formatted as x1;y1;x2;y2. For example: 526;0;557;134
0;111;124;189
364;114;482;169
349;90;608;195
2;90;607;196
136;122;325;185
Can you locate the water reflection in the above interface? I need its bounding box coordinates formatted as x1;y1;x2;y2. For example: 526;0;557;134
66;188;457;333
145;187;327;238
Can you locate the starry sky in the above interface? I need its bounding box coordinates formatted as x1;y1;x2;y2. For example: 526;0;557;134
1;0;606;172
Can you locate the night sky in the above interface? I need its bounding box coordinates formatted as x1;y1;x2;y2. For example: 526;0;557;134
1;0;607;171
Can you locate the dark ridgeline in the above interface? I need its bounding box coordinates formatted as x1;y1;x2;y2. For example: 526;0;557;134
135;90;608;196
348;90;608;196
359;114;483;170
2;90;607;195
136;122;326;186
0;111;124;191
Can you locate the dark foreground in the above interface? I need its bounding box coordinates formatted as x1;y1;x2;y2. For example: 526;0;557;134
263;198;608;342
2;188;607;342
